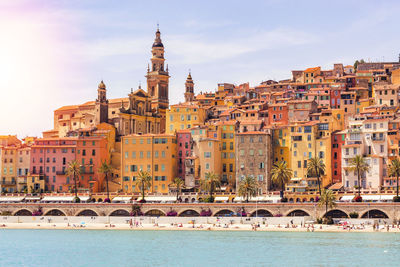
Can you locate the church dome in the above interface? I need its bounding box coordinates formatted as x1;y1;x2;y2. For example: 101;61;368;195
98;80;106;89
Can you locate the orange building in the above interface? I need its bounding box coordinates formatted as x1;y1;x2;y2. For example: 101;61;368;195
76;136;109;193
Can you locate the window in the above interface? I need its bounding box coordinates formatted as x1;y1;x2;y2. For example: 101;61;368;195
259;149;263;156
298;161;301;168
140;151;144;158
132;151;136;158
259;162;264;169
162;151;166;158
204;152;211;158
155;165;159;171
249;149;254;156
125;152;128;158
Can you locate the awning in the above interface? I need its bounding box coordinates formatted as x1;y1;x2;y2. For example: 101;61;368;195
0;196;25;202
233;196;279;202
362;195;381;201
24;196;41;201
41;196;90;202
137;196;176;202
339;195;354;201
328;183;343;190
214;196;229;201
112;196;132;202
379;195;395;201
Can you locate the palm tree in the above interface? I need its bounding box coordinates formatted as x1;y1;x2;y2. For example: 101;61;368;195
200;172;221;202
98;160;113;203
348;155;370;196
66;160;81;202
135;170;152;203
318;189;336;216
388;158;400;201
271;161;292;200
238;176;259;202
307;157;326;196
170;177;185;202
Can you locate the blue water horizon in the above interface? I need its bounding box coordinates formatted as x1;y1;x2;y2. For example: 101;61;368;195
0;229;398;266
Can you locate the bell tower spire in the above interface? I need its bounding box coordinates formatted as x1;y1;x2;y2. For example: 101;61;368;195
95;80;109;125
146;26;170;132
184;71;194;103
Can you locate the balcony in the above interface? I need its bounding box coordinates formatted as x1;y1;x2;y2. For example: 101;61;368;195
371;136;385;141
56;170;66;175
0;181;16;186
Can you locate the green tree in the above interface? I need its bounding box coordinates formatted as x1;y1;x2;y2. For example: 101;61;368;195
200;172;221;202
66;160;81;202
389;158;400;201
98;160;113;202
319;189;336;216
238;176;259;202
307;157;325;196
170;177;185;202
135;170;152;203
348;155;370;196
271;161;293;200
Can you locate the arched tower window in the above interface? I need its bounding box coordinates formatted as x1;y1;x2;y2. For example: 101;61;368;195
153;64;156;71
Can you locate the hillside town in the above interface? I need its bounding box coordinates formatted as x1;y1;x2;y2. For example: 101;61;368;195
2;28;400;203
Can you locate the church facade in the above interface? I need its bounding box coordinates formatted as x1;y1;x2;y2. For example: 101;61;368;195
47;28;170;138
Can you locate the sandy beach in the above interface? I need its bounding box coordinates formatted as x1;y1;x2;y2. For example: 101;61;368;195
1;221;399;233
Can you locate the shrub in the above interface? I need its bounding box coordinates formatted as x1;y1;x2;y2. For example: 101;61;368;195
349;212;359;218
323;217;334;225
204;196;215;203
130;204;143;216
274;213;283;217
200;209;212;216
103;198;111;203
315;196;320;202
280;197;288;203
353;196;362;202
1;211;12;216
73;196;81;203
32;208;43;216
167;210;177;216
393;196;400;202
316;218;323;224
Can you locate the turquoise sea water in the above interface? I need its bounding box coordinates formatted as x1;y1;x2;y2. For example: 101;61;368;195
0;230;399;266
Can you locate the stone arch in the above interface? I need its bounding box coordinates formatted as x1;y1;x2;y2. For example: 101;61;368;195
286;209;310;217
289;198;294;202
13;209;33;216
44;209;66;216
144;209;166;216
76;209;99;216
250;209;273;217
296;198;301;203
214;209;235;217
109;209;130;217
310;198;315;202
323;209;348;218
179;210;200;217
361;209;389;219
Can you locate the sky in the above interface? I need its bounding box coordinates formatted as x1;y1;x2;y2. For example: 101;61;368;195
1;0;400;138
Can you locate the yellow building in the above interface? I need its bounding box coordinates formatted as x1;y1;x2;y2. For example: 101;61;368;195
392;68;400;85
166;103;206;134
217;121;237;191
287;121;331;191
121;134;177;194
1;146;18;193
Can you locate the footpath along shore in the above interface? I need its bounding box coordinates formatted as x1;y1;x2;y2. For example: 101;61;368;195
1;221;399;233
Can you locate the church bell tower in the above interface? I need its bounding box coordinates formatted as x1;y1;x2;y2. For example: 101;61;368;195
146;26;170;132
184;72;194;103
95;80;109;125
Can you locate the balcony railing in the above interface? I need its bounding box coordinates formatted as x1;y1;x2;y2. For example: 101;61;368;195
0;181;16;185
371;136;385;141
56;170;66;175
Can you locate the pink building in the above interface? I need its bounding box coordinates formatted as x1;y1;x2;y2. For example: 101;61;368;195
30;138;77;192
176;130;192;180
